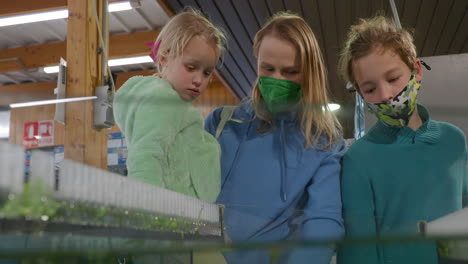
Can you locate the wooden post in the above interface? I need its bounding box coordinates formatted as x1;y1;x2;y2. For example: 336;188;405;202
65;0;107;169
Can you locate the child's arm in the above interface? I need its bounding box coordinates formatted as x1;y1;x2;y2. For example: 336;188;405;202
337;151;379;264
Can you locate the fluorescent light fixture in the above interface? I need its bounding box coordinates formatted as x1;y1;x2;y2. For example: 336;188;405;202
43;55;153;74
43;65;60;74
322;104;341;112
10;96;97;108
0;109;10;138
0;9;68;27
108;2;132;12
108;56;153;66
328;103;341;111
42;56;153;74
0;125;9;138
0;1;131;27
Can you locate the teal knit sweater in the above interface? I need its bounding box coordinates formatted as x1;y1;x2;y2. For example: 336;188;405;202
113;76;221;202
338;105;467;264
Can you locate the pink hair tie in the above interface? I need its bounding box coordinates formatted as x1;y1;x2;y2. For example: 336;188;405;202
146;39;161;63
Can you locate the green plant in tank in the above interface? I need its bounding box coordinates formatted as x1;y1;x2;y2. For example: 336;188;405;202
268;246;282;264
0;178;214;236
437;240;450;258
54;199;202;235
0;179;60;219
20;254;128;264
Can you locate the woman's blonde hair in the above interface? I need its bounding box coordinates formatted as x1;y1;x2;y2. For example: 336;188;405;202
338;15;417;89
252;12;341;149
154;8;226;74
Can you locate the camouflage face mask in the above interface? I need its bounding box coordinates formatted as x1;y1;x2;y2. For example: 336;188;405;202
366;71;420;128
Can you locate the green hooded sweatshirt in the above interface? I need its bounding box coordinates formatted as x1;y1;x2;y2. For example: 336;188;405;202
113;76;220;202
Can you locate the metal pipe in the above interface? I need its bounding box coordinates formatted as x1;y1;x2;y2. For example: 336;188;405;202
389;0;402;29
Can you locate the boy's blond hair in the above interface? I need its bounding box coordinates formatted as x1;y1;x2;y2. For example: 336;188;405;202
252;12;342;149
338;15;417;89
154;8;226;73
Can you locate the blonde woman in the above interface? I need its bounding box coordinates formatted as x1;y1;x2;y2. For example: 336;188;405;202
205;12;345;264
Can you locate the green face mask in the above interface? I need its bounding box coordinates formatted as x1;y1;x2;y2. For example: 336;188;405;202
258;76;302;114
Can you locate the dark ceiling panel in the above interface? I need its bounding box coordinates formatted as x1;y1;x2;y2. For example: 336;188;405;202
353;0;372;24
179;0;195;5
248;0;271;26
435;0;468;55
172;0;183;9
400;0;422;28
383;0;392;17
214;1;257;68
217;50;252;98
206;1;257;82
448;5;468;54
218;63;246;98
335;0;352;49
370;0;387;14
396;0;406;19
421;0;453;56
218;54;254;98
177;0;199;11
413;0;438;56
463;39;468;54
301;0;327;60
266;0;286;15
283;0;304;16
231;0;260;42
318;0;344;102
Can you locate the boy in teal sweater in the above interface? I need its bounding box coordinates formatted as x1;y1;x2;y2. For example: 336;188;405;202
337;16;467;263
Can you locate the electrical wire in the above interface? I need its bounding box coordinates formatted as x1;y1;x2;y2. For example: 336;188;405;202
92;0;116;95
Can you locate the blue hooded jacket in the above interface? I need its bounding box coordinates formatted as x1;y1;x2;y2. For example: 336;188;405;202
205;101;345;264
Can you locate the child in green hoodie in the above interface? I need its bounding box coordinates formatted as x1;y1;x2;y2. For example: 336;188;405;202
113;9;226;202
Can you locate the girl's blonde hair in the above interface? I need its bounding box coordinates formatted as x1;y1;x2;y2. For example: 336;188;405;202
252;12;342;149
338;15;417;89
154;8;226;74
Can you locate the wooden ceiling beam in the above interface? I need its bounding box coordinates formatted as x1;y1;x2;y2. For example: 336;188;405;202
156;0;175;17
0;70;155;106
0;30;159;72
0;0;121;17
0;81;56;105
0;69;231;105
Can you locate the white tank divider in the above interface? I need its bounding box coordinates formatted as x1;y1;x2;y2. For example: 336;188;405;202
55;159;70;200
101;170;119;207
0;141;25;194
118;176;220;223
89;166;102;205
57;159;81;201
55;158;220;223
80;164;91;204
423;207;468;236
30;150;55;189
